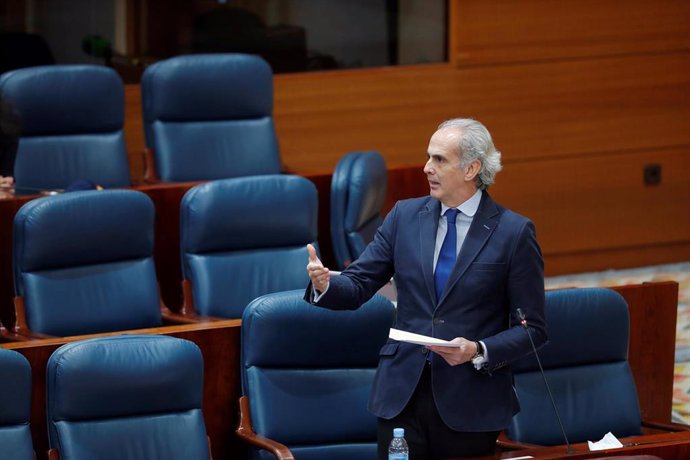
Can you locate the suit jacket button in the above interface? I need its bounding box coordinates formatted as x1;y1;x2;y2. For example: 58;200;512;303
433;318;444;325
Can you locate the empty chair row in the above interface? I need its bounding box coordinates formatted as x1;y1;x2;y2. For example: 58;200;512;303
4;174;319;338
0;53;282;191
3;287;681;459
0;334;211;460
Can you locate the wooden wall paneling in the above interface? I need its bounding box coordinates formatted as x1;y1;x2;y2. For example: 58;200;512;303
270;53;690;174
452;0;690;67
490;147;690;274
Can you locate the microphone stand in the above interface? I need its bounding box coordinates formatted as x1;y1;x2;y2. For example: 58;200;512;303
516;307;574;454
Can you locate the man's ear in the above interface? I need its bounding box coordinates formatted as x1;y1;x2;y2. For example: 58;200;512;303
464;159;481;181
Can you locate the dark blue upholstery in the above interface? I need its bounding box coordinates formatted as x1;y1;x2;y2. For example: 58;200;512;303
0;65;131;191
13;190;162;336
241;290;395;460
0;348;33;460
141;53;281;182
506;288;642;445
330;151;387;269
46;335;210;460
180;175;317;318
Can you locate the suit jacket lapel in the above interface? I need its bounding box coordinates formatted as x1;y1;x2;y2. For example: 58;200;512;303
419;199;440;307
438;191;499;305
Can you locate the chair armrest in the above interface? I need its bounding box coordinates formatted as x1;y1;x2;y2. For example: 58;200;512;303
496;431;541;451
642;418;690;432
236;396;295;460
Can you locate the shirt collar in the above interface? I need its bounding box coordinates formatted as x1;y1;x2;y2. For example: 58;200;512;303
441;189;482;217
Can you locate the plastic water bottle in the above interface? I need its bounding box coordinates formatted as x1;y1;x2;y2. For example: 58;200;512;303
388;427;409;460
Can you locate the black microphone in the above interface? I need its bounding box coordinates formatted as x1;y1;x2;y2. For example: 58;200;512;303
516;307;574;454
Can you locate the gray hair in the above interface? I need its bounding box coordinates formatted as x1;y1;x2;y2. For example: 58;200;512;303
437;118;502;190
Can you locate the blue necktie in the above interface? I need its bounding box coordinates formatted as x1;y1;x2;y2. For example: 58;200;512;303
434;208;459;302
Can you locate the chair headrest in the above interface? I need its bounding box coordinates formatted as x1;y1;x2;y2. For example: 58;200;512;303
142;53;272;122
0;348;31;424
241;290;395;368
0;65;123;135
512;287;630;372
47;335;204;420
343;152;387;231
181;175;317;253
13;190;154;276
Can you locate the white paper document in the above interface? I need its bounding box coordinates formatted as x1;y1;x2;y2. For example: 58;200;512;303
587;432;623;451
388;328;461;347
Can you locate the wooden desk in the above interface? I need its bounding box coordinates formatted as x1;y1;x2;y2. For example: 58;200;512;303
1;319;242;460
470;431;690;459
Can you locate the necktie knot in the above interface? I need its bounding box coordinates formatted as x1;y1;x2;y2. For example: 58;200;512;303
445;208;459;224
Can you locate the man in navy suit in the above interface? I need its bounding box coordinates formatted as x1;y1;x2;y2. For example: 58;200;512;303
306;118;547;459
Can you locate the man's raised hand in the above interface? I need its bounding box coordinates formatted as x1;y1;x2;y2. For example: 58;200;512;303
306;244;330;293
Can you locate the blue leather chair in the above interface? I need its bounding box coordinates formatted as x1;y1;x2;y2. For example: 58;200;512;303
0;65;131;192
12;189;163;336
141;53;281;182
330;151;387;269
46;335;210;460
179;175;317;318
0;348;33;460
504;287;677;447
237;290;395;460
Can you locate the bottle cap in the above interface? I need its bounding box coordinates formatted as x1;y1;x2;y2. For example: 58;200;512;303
393;428;405;438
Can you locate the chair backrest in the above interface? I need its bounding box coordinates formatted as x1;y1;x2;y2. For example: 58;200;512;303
0;65;131;191
141;53;281;182
330;151;387;269
180;175;317;318
506;287;642;445
13;189;162;336
241;290;395;460
0;348;33;460
46;335;210;460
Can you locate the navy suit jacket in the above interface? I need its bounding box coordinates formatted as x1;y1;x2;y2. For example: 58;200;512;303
308;191;547;431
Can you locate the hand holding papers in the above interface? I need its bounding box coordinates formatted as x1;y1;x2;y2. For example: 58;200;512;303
389;328;461;347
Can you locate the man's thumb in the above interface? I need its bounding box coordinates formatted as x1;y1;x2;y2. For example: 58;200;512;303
307;244;319;263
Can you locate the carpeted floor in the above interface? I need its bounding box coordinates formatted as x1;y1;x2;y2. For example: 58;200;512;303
545;261;690;424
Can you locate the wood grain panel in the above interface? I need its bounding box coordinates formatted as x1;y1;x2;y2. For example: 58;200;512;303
271;53;690;174
490;147;690;260
452;0;690;67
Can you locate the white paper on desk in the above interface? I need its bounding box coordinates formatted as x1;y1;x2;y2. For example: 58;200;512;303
587;432;623;451
388;328;461;347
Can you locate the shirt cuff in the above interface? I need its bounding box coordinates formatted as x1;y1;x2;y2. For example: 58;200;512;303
311;282;330;302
